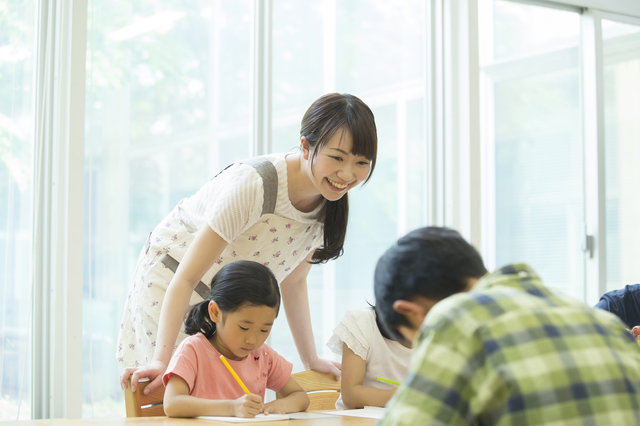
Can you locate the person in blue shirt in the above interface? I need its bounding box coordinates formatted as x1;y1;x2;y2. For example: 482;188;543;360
594;284;640;330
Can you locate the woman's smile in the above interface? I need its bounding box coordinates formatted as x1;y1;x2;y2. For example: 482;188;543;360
326;177;350;191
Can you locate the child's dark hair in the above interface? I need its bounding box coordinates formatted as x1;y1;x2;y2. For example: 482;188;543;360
301;93;378;264
374;227;487;343
184;260;280;338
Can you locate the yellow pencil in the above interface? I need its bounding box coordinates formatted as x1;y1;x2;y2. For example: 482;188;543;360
220;355;250;394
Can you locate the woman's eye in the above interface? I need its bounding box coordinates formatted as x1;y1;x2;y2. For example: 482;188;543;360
261;329;269;333
239;326;248;331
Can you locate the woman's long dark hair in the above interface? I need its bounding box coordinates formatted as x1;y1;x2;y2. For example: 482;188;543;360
301;93;378;264
184;260;280;338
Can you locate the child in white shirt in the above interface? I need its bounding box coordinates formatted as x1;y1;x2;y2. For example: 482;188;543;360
327;307;412;409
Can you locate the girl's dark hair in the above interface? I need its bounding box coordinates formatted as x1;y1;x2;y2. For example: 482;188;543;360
301;93;378;264
184;260;280;338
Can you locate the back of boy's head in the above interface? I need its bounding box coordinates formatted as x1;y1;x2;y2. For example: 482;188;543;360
374;226;486;342
184;260;280;338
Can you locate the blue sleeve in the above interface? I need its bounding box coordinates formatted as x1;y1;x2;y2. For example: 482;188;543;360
594;285;640;329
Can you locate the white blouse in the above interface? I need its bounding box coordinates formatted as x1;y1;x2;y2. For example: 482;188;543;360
327;307;412;409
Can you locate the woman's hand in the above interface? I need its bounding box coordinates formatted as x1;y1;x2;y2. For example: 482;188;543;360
308;357;342;381
233;394;263;418
120;360;168;394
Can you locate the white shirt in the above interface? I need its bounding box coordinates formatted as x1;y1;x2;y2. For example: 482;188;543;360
179;152;324;242
327;308;412;409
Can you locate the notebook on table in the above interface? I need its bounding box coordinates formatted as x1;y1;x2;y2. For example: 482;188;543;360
318;405;385;419
198;414;289;423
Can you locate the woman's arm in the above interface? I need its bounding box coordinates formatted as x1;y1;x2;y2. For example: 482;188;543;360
121;225;229;393
164;375;263;418
263;377;310;414
280;251;341;379
340;343;396;409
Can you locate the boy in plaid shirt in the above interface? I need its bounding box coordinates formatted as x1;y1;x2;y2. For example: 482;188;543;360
374;226;640;425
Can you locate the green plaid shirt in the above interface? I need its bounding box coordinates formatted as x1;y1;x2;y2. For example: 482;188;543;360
380;263;640;426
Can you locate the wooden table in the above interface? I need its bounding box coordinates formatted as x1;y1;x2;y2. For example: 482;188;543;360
0;414;379;426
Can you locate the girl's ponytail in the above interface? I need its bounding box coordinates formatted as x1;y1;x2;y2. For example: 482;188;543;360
184;300;216;338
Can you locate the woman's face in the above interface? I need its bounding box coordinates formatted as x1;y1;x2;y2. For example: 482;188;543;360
209;302;277;360
303;129;372;202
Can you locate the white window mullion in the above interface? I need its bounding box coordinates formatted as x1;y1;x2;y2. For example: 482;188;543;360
581;9;607;305
251;0;272;156
32;0;86;419
443;0;482;249
425;0;446;226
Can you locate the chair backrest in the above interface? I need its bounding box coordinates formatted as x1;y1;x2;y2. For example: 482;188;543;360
124;379;166;417
278;370;341;411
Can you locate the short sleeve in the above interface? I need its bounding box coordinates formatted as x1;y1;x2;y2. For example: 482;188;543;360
265;346;293;392
326;308;375;360
162;339;198;391
201;164;264;243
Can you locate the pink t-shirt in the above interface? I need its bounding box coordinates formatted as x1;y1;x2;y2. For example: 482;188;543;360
163;333;292;401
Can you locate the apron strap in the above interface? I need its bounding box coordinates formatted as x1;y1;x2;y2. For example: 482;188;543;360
161;254;211;300
238;157;278;215
213;156;279;215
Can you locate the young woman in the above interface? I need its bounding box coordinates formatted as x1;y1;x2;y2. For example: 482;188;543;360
119;93;378;395
162;261;308;418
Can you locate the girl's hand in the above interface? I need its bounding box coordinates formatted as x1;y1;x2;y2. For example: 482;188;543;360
120;360;168;394
233;394;263;418
308;357;342;381
262;400;286;415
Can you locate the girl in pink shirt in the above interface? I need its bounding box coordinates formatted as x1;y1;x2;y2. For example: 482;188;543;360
162;260;309;418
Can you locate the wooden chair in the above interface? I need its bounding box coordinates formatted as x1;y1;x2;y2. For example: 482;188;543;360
124;379;166;417
278;370;341;411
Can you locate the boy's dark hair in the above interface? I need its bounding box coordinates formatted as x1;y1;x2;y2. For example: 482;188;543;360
301;93;378;264
184;260;280;338
374;226;487;342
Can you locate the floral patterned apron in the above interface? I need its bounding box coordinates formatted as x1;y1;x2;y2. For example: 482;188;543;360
116;158;323;366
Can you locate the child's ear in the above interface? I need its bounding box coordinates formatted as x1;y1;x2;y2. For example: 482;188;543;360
208;301;222;323
392;299;431;329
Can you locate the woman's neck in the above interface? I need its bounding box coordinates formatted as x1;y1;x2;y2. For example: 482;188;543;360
286;153;324;213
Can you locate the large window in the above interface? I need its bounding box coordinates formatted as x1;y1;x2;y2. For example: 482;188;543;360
603;18;640;292
480;0;584;299
83;0;252;417
480;0;640;304
0;0;36;420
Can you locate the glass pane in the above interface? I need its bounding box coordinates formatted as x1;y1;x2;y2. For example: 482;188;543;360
0;0;36;420
83;0;252;417
481;1;584;299
269;0;426;374
336;1;424;92
603;19;640;292
491;0;580;62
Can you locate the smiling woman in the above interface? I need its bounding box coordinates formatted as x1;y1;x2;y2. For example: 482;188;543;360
118;93;378;401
